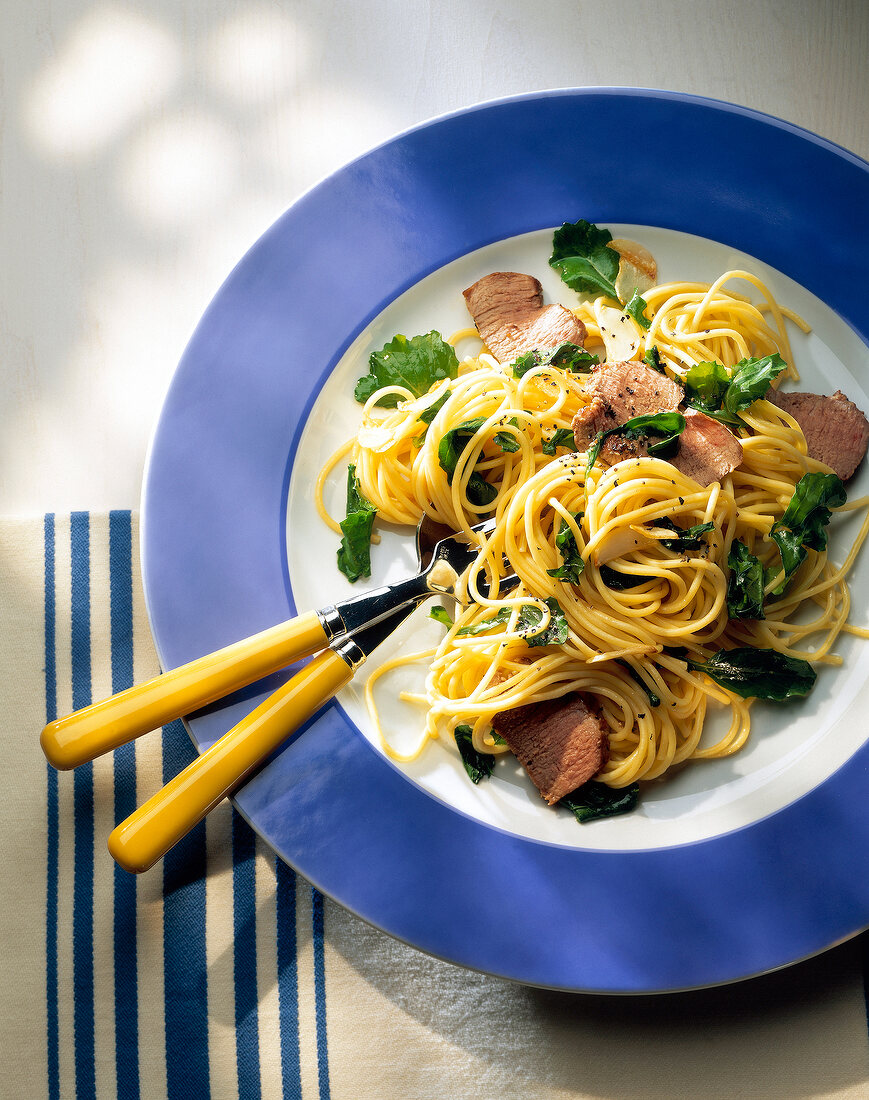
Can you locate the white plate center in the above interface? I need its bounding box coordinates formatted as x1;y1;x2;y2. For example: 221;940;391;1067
286;225;869;851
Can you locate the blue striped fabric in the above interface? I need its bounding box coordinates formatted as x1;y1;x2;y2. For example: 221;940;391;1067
276;860;302;1100
109;511;140;1100
40;511;331;1099
70;511;96;1100
311;891;331;1100
162;719;210;1099
43;514;59;1100
19;508;869;1099
233;810;262;1100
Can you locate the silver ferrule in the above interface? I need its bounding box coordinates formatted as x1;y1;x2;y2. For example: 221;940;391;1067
318;606;346;643
326;573;432;640
332;635;367;670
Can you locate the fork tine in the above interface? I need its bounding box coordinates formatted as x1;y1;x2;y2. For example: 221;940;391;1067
471;517;498;535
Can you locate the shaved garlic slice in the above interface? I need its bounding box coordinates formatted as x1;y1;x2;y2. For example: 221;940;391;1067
595;302;642;362
642;524;683;541
357;425;396;452
609;238;657;302
593;525;655;566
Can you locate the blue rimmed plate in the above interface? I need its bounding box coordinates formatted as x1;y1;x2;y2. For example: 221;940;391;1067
141;89;869;992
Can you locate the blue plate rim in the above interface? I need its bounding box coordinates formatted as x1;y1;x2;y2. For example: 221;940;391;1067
140;87;869;993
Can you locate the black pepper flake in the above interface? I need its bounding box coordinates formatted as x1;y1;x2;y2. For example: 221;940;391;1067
678;496;684;505
638;713;646;720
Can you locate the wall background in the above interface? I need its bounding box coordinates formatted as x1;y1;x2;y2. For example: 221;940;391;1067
3;0;867;511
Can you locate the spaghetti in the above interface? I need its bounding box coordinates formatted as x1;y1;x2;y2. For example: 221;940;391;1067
318;236;869;807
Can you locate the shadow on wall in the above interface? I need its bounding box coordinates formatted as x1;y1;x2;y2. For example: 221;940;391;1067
7;0;868;508
6;0;411;508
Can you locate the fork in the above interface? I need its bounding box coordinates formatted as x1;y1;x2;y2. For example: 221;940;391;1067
41;517;502;772
41;516;516;872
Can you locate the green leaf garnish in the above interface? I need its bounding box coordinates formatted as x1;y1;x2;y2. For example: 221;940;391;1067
541;427;577;456
511;342;599;378
454;725;495;784
493;431;520;452
419;390;449;426
586;411;686;471
684;354;788;426
336;465;377;583
355;331;459;408
456;607;512;636
768;472;847;593
493;419;521;453
550;342;599;371
412;391;451;445
517;597;569;647
549;219;620;301
724;354;789;419
456;599;569;645
437;417;498;508
560;780;640;823
644;345;664;372
624;289;652;330
654;517;715;552
599;565;655;590
686;647;816;701
683;360;730;414
546;514;585;585
429;606;454;628
726;539;766;620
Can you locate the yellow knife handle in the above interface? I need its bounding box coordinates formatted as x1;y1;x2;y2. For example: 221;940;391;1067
108;647;354;874
40;610;328;770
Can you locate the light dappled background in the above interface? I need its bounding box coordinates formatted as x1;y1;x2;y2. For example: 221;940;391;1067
3;0;868;511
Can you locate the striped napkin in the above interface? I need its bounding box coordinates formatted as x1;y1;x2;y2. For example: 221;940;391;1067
4;512;869;1100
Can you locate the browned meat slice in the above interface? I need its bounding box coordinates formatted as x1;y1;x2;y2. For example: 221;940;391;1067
587;359;685;419
572;396;645;464
491;693;609;805
670;409;743;487
571;364;742;483
572;360;684;456
462;272;587;364
572;395;622;452
767;389;869;481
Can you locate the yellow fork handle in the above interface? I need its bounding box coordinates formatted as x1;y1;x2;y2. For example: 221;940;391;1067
40;610;328;770
108;648;354;874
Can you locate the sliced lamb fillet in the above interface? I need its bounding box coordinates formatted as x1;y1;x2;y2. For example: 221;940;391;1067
767;389;869;481
572;397;647;464
572;395;622;453
585;359;684;419
571;364;742;484
491;693;609;805
670;409;743;487
572;360;684;457
462;271;587;364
